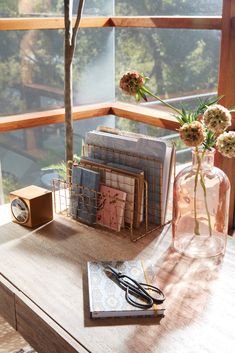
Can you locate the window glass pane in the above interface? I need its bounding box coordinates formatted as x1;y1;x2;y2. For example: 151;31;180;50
0;28;114;116
0;0;114;17
0;116;189;205
116;28;220;110
0;116;114;203
115;0;222;16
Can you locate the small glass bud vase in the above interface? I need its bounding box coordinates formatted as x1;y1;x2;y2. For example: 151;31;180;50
172;149;230;258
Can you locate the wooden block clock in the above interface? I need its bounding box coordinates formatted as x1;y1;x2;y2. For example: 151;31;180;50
10;185;53;227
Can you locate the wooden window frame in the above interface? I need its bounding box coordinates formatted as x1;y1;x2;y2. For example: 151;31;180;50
0;16;222;30
0;0;235;229
0;102;180;132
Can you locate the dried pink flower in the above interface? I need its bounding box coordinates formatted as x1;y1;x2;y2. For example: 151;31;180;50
119;71;145;96
179;121;206;147
203;104;231;134
216;131;235;158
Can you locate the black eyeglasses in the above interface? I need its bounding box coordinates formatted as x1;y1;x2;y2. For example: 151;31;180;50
104;265;165;309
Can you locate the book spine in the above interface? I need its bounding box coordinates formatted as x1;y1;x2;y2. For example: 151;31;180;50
70;166;82;219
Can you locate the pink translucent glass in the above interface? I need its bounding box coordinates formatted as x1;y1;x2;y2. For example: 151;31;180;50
173;149;230;258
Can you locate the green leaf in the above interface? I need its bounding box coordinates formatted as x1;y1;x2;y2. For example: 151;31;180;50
229;106;235;112
135;92;141;102
139;89;148;102
193;96;223;117
202;128;216;150
209;95;224;105
174;115;184;125
181;107;187;116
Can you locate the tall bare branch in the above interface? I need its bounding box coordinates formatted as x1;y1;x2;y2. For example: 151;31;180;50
71;0;85;51
64;0;85;165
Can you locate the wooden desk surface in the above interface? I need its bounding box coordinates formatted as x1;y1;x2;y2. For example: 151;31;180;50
0;205;235;353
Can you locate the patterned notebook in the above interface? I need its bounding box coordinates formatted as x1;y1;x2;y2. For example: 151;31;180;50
107;162;144;227
87;260;165;318
104;170;135;226
96;185;126;232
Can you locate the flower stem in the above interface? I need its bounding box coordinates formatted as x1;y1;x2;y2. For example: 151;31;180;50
141;86;182;116
194;148;201;235
194;149;213;237
199;170;212;236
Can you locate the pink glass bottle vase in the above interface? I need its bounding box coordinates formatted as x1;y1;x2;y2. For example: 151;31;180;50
173;149;230;258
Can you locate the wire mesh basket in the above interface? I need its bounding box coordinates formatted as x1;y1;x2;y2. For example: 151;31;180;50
52;143;172;241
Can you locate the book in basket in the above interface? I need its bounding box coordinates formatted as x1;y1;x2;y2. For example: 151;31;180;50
96;185;126;232
87;260;165;319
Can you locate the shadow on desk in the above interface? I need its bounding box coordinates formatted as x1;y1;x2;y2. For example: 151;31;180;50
123;248;223;352
0;221;32;245
0;219;80;248
82;246;223;332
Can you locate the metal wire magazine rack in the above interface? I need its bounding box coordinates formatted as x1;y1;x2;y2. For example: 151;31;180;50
52;144;171;241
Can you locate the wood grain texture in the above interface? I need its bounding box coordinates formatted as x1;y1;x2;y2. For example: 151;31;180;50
0;102;179;131
0;16;221;31
110;102;180;130
0;205;235;353
16;296;88;353
216;0;235;230
0;17;113;31
110;16;222;29
0;278;16;329
218;0;235;108
0;276;88;353
0;103;111;132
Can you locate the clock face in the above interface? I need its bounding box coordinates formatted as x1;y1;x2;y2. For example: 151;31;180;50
11;198;29;224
